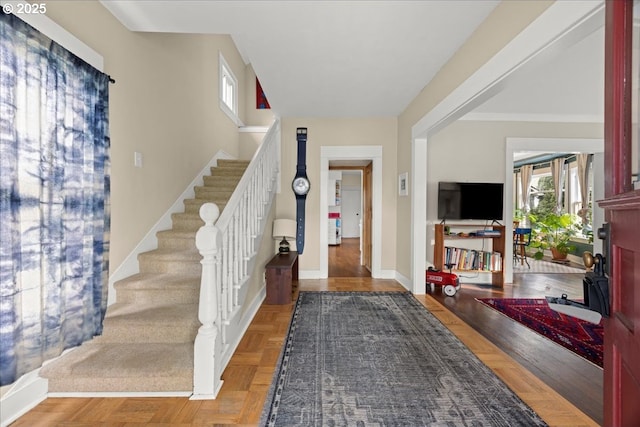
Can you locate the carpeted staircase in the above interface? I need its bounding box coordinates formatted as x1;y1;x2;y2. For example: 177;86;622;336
40;159;250;393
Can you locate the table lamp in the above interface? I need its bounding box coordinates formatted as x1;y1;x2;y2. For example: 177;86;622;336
272;219;297;254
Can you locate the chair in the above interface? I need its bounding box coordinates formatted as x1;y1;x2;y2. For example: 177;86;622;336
513;227;532;268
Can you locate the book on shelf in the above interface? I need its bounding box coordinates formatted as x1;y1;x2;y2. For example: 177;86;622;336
444;246;502;272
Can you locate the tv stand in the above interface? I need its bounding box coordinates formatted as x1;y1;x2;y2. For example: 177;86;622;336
434;223;505;287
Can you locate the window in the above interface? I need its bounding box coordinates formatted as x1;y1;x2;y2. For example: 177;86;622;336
568;163;582;215
515;155;594;240
219;52;239;124
529;173;554;215
1;12;110;385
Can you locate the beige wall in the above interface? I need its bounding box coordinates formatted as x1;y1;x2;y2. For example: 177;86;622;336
394;1;554;279
44;1;248;272
238;132;265;160
276;118;397;272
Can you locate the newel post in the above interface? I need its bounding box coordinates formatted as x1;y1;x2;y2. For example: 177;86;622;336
191;203;223;399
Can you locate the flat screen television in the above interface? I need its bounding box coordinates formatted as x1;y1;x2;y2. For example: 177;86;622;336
437;182;504;221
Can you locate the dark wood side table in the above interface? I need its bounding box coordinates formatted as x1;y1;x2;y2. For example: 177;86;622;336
265;251;299;304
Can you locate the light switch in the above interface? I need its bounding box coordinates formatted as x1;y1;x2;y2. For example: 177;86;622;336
134;151;143;168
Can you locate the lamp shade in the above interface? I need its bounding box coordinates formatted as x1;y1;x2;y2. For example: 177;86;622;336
273;219;296;239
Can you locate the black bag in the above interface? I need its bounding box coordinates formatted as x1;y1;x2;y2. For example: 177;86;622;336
583;270;610;317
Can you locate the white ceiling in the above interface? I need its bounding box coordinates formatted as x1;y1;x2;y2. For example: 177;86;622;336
99;1;603;121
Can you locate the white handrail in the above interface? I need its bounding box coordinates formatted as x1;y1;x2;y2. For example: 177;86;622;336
192;119;280;399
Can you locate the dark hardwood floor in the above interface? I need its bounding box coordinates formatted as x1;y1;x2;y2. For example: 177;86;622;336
429;276;603;425
328;238;370;277
329;239;603;425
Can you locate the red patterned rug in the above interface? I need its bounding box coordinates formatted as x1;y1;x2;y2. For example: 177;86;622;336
476;298;603;367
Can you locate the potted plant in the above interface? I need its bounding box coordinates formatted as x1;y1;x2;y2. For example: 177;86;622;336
529;212;581;261
513;208;535;227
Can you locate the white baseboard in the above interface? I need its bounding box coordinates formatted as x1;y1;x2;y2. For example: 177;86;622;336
455;272;494;286
106;150;235;305
47;391;191;398
394;271;412;292
0;371;47;427
376;269;397;279
299;270;322;279
300;269;410;282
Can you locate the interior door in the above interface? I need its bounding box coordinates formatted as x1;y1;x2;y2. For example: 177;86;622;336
341;188;361;239
602;2;640;425
362;162;373;271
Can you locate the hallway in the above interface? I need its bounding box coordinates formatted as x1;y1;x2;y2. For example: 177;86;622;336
328;238;370;278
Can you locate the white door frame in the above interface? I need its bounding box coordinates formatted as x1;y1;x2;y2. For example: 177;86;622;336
504;138;604;283
320;146;383;278
409;1;604;293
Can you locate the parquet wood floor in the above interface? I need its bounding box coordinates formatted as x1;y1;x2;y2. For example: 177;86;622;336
10;240;600;426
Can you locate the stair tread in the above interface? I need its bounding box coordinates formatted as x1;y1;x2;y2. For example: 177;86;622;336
185;198;228;206
138;248;200;260
172;212;204;220
209;171;244;176
194;186;234;193
210;165;245;171
41;342;193;378
114;273;200;290
185;199;227;205
104;302;199;323
156;229;196;239
205;181;240;188
217;159;249;166
204;174;242;180
216;165;248;169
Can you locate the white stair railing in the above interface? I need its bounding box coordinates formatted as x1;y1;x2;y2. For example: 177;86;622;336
192;119;280;399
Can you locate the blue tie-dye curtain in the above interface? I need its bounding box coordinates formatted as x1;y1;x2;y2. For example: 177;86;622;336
0;13;110;386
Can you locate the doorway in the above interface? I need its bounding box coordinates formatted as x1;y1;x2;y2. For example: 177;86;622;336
327;167;371;278
320;146;382;279
504;138;604;283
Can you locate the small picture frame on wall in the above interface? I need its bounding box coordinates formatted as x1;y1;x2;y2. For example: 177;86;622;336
398;172;408;196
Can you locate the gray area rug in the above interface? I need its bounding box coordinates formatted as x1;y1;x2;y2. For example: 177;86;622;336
261;291;547;426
